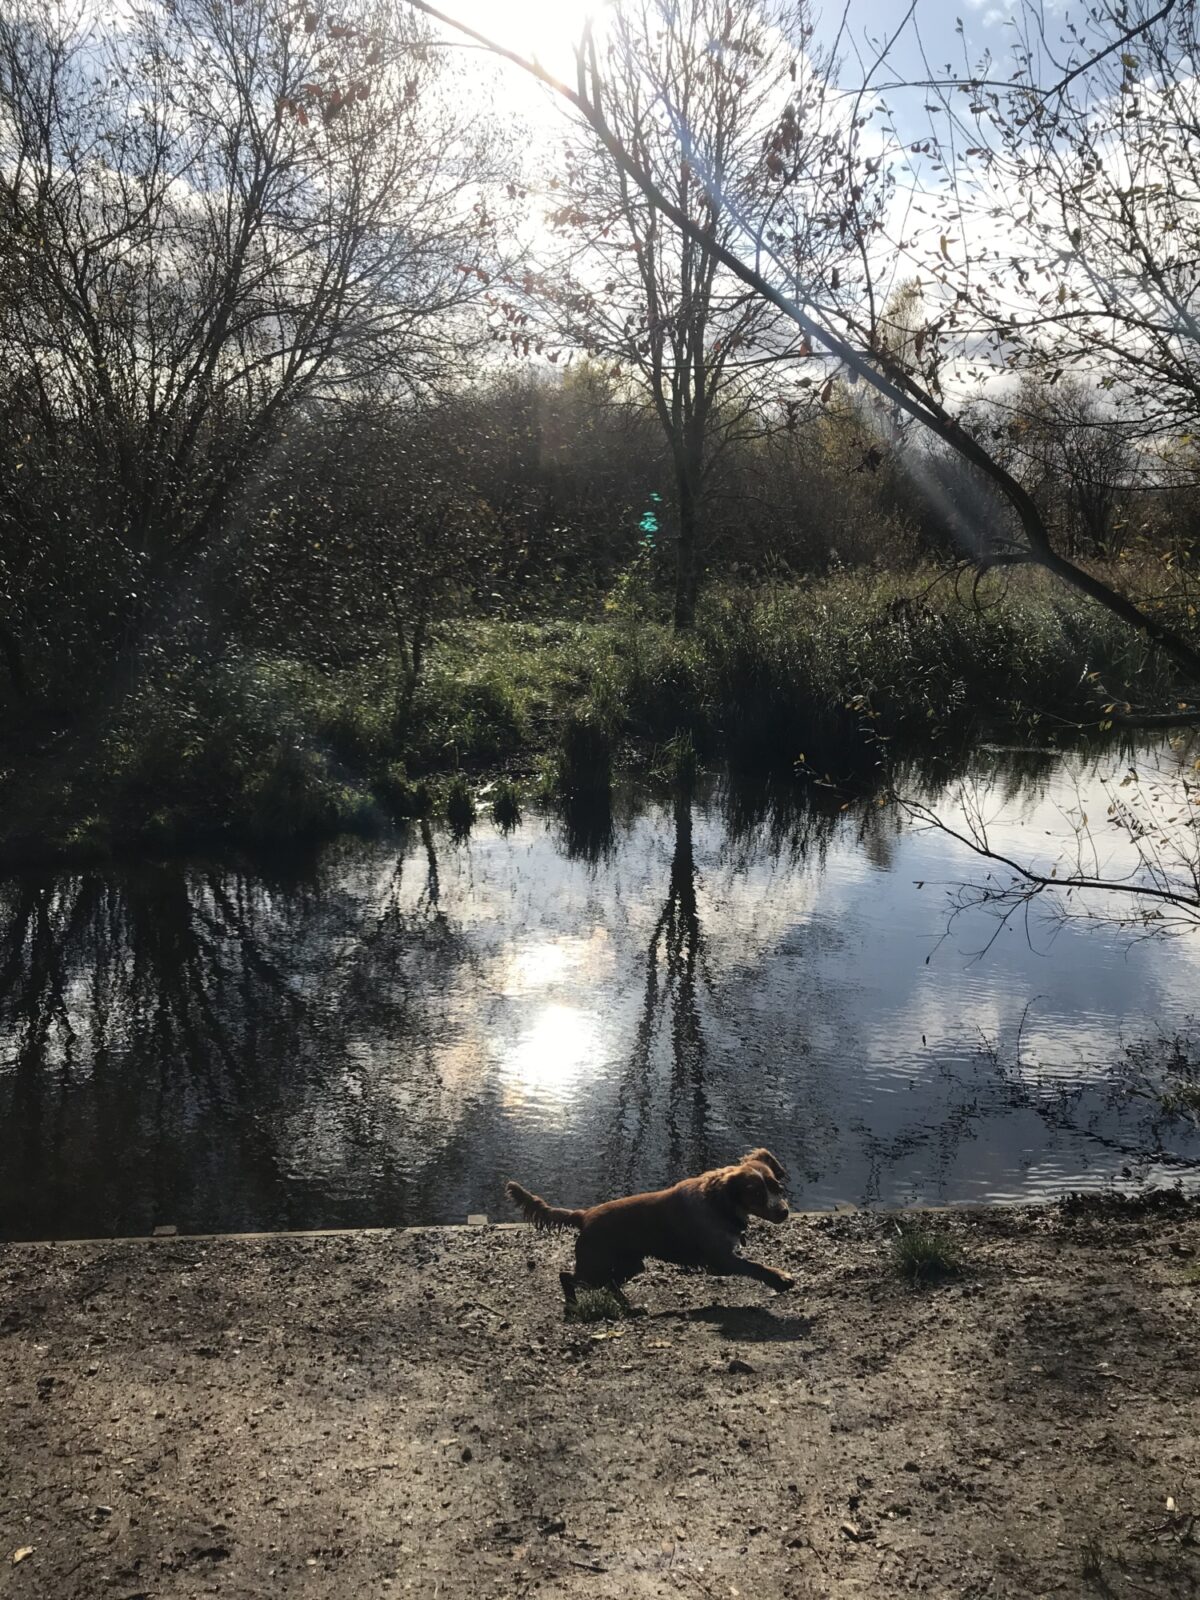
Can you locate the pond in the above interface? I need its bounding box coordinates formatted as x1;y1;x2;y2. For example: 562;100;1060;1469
2;739;1198;1241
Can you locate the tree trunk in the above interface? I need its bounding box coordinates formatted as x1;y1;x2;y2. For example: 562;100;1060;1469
673;461;700;631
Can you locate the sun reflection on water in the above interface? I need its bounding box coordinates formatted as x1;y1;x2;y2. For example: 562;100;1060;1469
499;1001;602;1101
496;934;611;1101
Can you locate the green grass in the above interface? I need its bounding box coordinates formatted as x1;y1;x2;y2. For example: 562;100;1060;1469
1;566;1191;864
563;1287;628;1322
649;730;699;786
890;1219;963;1285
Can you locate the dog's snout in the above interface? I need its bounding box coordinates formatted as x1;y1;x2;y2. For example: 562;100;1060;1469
768;1199;789;1222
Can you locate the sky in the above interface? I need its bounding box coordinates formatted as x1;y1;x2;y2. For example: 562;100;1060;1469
441;0;1086;137
422;0;1164;419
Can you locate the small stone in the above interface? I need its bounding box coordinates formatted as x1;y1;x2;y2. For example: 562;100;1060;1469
727;1358;755;1375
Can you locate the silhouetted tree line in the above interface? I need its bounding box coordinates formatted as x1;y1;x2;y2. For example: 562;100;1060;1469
3;0;1199;725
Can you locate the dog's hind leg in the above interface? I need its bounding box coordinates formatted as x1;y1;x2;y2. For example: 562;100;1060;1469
559;1270;578;1305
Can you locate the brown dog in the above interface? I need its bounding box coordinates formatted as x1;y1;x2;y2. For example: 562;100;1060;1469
506;1148;793;1306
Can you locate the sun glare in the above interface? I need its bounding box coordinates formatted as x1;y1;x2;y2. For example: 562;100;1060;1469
496;933;612;1100
499;1002;602;1100
452;0;602;74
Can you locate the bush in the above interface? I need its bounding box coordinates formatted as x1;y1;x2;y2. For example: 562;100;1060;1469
4;563;1191;865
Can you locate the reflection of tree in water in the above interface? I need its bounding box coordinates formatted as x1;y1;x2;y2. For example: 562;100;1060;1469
613;778;850;1189
716;773;841;874
850;1026;1200;1206
0;831;469;1239
556;792;617;866
606;760;1199;1209
613;785;711;1186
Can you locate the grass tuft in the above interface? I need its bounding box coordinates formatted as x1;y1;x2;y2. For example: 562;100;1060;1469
1080;1533;1117;1596
890;1218;962;1285
564;1287;628;1323
374;762;431;821
552;711;614;798
650;729;699;786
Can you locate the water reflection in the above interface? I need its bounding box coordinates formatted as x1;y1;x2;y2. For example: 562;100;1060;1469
1;743;1198;1241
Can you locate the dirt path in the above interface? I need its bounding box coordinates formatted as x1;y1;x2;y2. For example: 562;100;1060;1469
3;1202;1200;1599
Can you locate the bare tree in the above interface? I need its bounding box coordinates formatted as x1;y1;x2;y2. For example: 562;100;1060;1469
0;0;505;692
915;1;1200;443
520;0;874;628
405;0;1200;691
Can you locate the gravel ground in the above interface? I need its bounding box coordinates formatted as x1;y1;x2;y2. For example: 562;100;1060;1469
3;1201;1200;1599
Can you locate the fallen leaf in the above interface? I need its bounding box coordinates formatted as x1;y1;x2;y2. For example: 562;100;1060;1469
11;1548;33;1565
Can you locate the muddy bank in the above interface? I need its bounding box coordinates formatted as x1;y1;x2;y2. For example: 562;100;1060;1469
3;1203;1200;1598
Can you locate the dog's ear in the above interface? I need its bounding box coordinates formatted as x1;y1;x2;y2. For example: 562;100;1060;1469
743;1147;786;1183
725;1167;769;1215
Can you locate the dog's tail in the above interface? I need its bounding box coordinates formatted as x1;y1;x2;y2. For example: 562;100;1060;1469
505;1180;585;1232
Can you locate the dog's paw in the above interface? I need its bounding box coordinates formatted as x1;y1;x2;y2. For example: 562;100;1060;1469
771;1271;795;1293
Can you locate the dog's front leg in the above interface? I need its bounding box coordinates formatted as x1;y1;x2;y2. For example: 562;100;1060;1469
718;1252;794;1292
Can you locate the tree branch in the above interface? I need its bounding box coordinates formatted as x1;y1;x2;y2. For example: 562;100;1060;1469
403;0;1200;688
